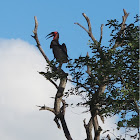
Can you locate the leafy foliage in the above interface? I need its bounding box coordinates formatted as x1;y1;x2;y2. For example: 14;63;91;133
39;60;68;81
67;15;139;137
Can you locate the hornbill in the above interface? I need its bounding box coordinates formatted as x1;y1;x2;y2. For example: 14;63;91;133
46;31;68;67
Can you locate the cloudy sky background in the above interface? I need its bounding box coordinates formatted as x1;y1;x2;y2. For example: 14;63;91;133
0;0;138;140
0;39;137;140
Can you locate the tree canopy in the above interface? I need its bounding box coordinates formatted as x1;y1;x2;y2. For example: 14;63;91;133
67;13;139;139
33;10;139;140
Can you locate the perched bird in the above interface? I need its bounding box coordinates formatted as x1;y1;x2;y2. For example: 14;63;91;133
46;31;68;67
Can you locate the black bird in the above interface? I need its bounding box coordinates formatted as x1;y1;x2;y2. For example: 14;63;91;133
46;31;68;67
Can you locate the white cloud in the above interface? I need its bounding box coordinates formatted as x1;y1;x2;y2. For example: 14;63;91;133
0;38;90;140
0;38;65;140
0;38;136;140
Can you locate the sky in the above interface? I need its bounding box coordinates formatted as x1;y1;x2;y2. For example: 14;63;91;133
0;0;139;58
0;0;139;140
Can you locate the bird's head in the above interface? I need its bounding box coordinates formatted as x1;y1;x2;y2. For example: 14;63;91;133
46;31;59;40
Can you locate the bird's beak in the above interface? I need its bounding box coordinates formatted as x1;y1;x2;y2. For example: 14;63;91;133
46;32;54;40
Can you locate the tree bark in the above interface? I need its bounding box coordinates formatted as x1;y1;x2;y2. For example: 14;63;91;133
54;77;67;114
60;114;73;140
90;105;101;140
84;118;93;140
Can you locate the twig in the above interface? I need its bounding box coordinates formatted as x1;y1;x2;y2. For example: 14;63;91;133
99;115;104;123
32;16;50;64
36;105;55;114
54;116;61;129
74;22;89;33
121;9;129;31
112;9;129;49
99;24;104;43
75;13;97;44
75;13;106;65
67;78;92;94
82;13;92;33
49;78;58;89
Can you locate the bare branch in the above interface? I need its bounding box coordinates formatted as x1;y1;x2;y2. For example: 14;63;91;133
54;116;61;129
82;13;92;33
83;13;97;43
121;9;129;30
75;13;97;44
39;71;58;89
32;16;50;64
112;9;129;49
84;118;93;140
99;115;104;123
75;14;106;61
36;105;55;114
33;16;38;34
74;22;89;33
86;52;92;76
99;24;104;43
49;78;58;89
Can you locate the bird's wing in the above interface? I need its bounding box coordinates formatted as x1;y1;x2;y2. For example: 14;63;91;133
61;43;67;55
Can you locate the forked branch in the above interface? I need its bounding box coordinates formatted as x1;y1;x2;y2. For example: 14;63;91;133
75;13;104;45
99;24;104;43
84;118;93;140
37;105;55;113
112;9;129;49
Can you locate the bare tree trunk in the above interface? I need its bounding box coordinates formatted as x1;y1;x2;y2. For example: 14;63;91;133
90;105;101;140
54;77;73;140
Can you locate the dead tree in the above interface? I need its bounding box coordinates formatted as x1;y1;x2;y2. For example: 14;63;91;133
32;16;73;140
